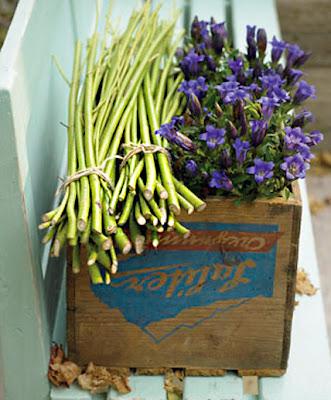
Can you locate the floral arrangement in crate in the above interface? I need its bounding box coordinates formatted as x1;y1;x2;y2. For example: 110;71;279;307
157;17;323;200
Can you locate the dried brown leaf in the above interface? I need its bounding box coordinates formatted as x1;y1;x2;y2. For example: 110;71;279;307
309;198;325;215
164;369;184;397
48;344;81;387
320;151;331;168
109;372;131;394
78;362;112;394
77;362;131;395
296;268;318;296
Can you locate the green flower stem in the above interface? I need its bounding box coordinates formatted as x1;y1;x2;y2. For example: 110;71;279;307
174;220;191;238
89;264;103;284
99;17;176;161
138;92;156;200
114;228;132;255
134;200;146;226
150;55;162;96
102;196;117;234
155;38;181;125
51;189;69;225
103;87;139;185
129;159;144;193
41;225;57;244
68;236;78;247
143;73;180;214
87;244;98;266
129;103;138;176
161;73;183;123
91;232;112;251
177;193;194;215
109;168;126;214
80;218;91;245
156;179;168;199
85;33;102;233
97;250;111;270
139;193;151;219
129;213;145;255
159;198;167;225
119;172;129;203
50;222;68;257
151;230;159;248
42;208;59;222
150;215;158;227
76;87;91;232
167;211;175;228
118;192;135;226
147;197;164;225
72;245;81;274
110;245;118;274
173;177;207;211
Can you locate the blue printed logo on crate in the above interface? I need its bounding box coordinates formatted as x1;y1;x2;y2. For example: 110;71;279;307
92;222;281;343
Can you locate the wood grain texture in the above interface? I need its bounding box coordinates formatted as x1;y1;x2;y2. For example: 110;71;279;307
67;184;301;374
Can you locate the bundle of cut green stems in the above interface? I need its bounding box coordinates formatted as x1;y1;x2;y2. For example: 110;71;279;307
40;2;206;285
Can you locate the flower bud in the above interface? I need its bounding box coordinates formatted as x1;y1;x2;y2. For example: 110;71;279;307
215;102;223;117
257;28;267;56
188;93;202;117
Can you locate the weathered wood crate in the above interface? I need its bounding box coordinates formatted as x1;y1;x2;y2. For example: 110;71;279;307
68;183;301;376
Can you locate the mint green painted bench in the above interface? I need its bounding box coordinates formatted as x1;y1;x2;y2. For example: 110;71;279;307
0;1;330;399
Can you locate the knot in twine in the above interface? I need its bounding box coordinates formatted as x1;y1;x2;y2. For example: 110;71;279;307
120;143;170;169
56;144;170;195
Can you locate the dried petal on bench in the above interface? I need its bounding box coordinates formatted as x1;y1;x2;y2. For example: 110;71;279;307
296;268;318;296
77;362;131;394
48;344;81;387
164;369;184;397
309;197;325;215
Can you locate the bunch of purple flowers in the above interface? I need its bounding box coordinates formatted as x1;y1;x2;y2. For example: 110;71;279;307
156;17;323;199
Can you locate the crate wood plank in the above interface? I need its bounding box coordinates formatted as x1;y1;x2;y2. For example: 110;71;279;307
68;187;301;370
231;1;331;399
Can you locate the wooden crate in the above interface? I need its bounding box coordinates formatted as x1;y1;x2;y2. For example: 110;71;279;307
67;183;301;375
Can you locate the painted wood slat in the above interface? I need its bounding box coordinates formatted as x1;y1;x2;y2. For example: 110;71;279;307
108;376;167;400
190;0;227;23
0;0;97;398
231;1;331;399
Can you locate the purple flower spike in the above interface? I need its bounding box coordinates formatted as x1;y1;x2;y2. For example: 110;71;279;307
185;159;198;175
228;57;244;75
286;43;305;69
156;121;196;152
280;154;307;180
284;127;309;150
295;51;311;67
188;93;202;117
270;36;286;63
286;68;304;86
257;28;267;56
250;119;267;146
247;158;274;183
292;110;314;128
179;77;208;100
232;138;250;164
211;21;227;54
246;25;257;61
209;170;233;190
306;130;324;147
260;96;277;121
220;148;232;168
293;80;316;104
199;125;226;149
191;17;209;42
180;49;205;79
